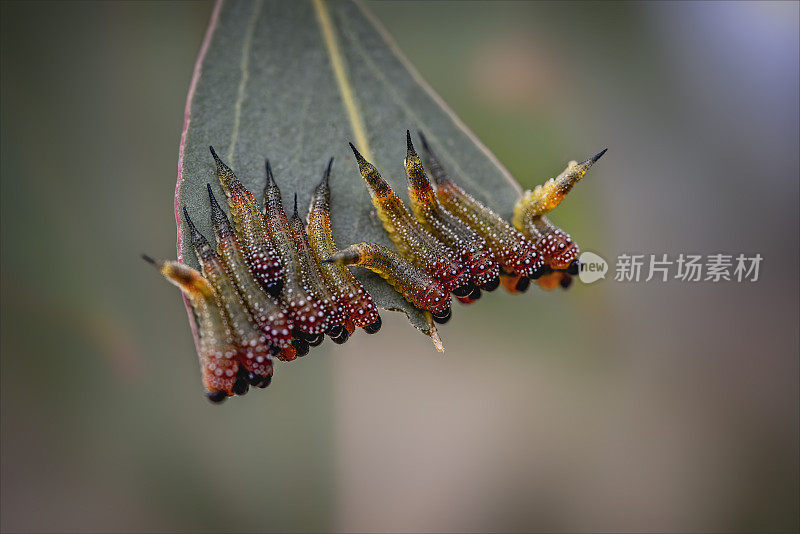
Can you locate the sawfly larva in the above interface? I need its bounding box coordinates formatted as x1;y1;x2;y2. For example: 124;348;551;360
513;150;605;277
262;162;329;338
307;158;382;334
349;142;472;298
326;242;452;324
417;132;545;283
404;132;500;295
207;184;294;357
289;194;350;344
184;208;274;387
210;146;284;297
142;257;239;403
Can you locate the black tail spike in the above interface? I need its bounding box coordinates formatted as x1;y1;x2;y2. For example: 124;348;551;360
591;148;608;163
265;159;274;185
182;206;207;246
417;130;432;154
207;183;228;226
349;142;366;164
209;145;220;162
292;193;299;218
406;130;416;156
206;183;220;208
323;157;334;185
141;254;157;266
182;206;196;231
416;130;447;184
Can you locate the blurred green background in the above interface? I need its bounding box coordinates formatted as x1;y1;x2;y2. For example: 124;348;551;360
1;1;797;532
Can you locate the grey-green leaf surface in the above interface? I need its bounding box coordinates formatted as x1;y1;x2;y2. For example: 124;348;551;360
176;0;522;345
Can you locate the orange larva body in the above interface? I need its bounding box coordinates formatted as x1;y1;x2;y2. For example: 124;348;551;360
349;143;472;297
327;242;451;324
404;132;499;293
184;208;274;383
289;195;350;344
145;257;238;402
206;185;294;352
262;163;329;336
210;147;284;297
417;134;545;281
500;272;534;294
307;159;381;333
536;270;573;291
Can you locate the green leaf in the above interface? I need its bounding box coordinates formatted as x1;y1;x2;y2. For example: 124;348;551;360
176;0;522;347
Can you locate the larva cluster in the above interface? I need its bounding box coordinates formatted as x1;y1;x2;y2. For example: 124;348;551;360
146;137;603;403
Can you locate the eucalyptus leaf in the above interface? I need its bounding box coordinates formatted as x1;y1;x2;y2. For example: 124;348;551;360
176;0;522;346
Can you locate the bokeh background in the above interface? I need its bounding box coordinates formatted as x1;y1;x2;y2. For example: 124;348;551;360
1;1;797;532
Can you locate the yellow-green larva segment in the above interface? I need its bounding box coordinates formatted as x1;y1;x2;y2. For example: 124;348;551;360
262;163;329;336
206;185;294;351
349;142;471;296
144;257;238;397
417;133;544;279
209;147;284;296
307;159;381;332
183;208;274;379
327;242;451;317
513;149;606;224
404;132;500;289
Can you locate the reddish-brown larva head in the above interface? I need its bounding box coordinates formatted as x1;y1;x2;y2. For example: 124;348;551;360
429;256;472;296
283;291;329;335
538;227;579;271
507;238;546;279
419;282;451;315
460;245;499;289
203;352;238;397
235;335;274;380
343;286;380;328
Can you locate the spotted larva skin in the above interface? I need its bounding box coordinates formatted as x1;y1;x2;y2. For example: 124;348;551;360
207;186;294;351
524;215;579;271
262;165;329;336
288;198;349;341
210;147;284;297
307;159;381;330
328;242;451;316
419;140;543;279
513;150;606;220
404;134;500;290
184;210;274;380
349;144;470;295
152;259;239;396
